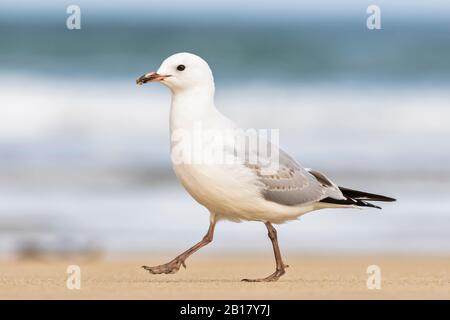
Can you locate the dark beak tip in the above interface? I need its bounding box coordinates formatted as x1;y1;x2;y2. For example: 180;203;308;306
136;72;167;85
136;75;147;85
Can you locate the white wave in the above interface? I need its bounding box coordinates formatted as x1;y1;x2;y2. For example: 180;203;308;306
2;76;450;137
1;75;449;173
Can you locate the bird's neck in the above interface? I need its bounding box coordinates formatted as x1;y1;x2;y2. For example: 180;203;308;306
170;87;217;131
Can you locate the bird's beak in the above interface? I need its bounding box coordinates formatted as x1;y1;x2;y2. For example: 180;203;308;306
136;72;170;85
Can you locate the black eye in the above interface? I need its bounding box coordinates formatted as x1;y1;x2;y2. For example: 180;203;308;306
177;64;186;71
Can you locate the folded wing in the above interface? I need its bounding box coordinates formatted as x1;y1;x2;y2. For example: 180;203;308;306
245;148;345;206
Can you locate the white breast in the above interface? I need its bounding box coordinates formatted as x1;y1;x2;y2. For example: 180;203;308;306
168;94;313;223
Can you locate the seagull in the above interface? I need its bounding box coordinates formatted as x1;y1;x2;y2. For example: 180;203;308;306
136;52;396;282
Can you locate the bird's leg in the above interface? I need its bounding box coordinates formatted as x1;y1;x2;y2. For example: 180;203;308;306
142;221;215;275
242;222;288;282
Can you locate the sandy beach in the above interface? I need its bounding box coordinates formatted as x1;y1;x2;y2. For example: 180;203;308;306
0;254;449;299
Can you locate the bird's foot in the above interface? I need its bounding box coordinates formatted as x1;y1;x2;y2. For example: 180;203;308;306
142;258;186;274
241;264;288;282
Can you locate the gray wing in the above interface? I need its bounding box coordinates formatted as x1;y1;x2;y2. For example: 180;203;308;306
245;148;344;206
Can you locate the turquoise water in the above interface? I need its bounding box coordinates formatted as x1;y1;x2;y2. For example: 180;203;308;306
1;19;450;84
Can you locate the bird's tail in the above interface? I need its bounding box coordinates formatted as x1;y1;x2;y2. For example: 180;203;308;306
320;186;396;209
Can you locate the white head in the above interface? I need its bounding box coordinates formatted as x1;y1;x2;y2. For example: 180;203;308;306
137;52;215;95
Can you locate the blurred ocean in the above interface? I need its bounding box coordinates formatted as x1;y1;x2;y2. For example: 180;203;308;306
1;13;450;257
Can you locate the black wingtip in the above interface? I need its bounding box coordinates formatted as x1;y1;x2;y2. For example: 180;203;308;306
320;197;382;209
363;202;382;209
339;187;396;202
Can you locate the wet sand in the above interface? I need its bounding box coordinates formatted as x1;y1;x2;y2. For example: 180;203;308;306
0;255;449;299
